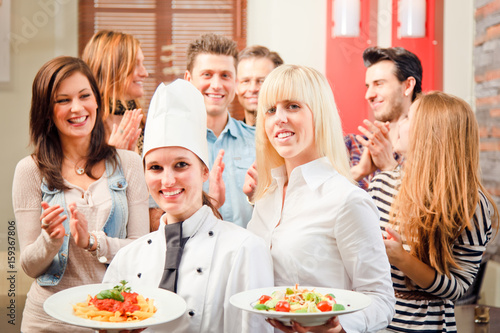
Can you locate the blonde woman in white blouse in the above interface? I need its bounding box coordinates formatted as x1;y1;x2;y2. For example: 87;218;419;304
247;65;395;333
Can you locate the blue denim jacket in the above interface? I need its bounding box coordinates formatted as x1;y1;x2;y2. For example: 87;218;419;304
37;160;129;286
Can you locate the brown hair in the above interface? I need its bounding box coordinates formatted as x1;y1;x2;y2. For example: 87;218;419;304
237;45;284;68
390;91;499;282
202;192;223;220
30;56;117;190
186;33;238;73
82;30;142;119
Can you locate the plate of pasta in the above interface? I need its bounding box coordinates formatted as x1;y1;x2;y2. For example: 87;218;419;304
230;285;372;326
44;281;186;331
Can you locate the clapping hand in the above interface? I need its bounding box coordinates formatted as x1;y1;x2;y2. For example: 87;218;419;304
242;162;258;203
108;109;143;151
383;227;405;265
356;119;398;171
209;149;225;209
40;201;66;239
68;202;91;249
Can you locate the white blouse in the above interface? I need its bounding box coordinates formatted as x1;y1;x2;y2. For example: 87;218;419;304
247;157;395;332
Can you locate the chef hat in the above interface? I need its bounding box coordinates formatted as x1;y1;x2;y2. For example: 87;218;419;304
143;79;209;168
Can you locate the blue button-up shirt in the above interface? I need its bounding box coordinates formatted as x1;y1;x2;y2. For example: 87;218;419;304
204;115;255;227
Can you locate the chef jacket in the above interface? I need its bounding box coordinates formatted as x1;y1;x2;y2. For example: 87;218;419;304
103;205;274;333
248;157;395;332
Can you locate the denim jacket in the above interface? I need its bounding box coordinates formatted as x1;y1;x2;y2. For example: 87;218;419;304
37;160;129;286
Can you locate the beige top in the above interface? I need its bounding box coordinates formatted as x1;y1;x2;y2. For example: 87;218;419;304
12;149;149;333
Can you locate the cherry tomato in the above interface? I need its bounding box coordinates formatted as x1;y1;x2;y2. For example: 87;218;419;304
317;300;332;312
259;295;272;304
275;300;291;312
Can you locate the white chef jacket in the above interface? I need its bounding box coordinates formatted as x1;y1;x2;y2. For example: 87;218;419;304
103;205;274;333
247;157;395;333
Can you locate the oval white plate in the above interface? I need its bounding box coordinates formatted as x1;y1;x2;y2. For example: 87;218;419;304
230;286;372;327
44;283;186;331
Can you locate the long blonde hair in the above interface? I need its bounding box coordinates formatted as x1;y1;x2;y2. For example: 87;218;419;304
390;91;499;278
254;65;353;199
82;30;142;119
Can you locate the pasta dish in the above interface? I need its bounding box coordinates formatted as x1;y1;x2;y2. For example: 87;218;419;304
73;281;156;322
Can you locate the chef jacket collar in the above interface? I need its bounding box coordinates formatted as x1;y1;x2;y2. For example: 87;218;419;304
160;205;212;238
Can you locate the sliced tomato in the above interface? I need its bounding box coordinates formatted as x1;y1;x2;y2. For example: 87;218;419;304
317;300;332;312
258;295;272;304
275;300;291;312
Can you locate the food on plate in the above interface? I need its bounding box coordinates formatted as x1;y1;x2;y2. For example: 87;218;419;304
253;284;346;313
73;281;156;322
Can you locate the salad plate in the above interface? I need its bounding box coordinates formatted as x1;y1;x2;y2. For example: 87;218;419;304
230;286;372;327
44;282;186;332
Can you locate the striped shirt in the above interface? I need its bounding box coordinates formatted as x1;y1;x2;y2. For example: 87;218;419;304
368;169;494;333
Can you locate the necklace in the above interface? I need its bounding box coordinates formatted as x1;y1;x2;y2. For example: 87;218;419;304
64;155;85;175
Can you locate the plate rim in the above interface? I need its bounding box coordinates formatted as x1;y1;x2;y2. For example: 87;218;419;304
43;282;187;330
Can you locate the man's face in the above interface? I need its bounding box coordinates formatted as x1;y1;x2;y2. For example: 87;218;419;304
365;60;407;123
185;53;236;118
236;57;276;113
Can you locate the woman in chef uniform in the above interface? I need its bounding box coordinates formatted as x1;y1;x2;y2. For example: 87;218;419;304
102;79;273;333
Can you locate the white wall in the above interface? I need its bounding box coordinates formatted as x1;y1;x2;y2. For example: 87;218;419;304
246;0;327;73
0;0;77;233
0;2;77;331
443;0;475;106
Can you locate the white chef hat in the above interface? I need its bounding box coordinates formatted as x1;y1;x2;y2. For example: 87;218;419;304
142;79;209;168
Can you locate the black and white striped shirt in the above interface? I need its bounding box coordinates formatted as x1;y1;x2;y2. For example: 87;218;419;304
368;169;494;332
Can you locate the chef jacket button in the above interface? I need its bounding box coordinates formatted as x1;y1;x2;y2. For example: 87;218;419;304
137;273;142;278
147;239;152;244
196;267;203;274
188;310;195;316
208;231;214;237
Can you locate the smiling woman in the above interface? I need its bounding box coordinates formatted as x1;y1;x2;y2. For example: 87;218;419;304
12;56;149;333
82;30;149;153
103;79;274;333
247;64;396;333
52;72;97;143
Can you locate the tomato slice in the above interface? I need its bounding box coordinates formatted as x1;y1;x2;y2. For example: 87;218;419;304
325;293;335;301
259;295;272;304
317;300;332;312
275;300;291;312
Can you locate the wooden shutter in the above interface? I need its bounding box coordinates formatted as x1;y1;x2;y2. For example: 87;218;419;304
79;0;247;119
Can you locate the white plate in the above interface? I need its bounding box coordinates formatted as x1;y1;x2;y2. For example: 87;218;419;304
44;283;186;332
230;286;372;327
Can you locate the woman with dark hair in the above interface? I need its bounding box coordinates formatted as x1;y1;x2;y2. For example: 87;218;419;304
12;56;149;332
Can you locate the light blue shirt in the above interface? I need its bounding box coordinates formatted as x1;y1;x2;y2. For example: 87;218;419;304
204;115;255;227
